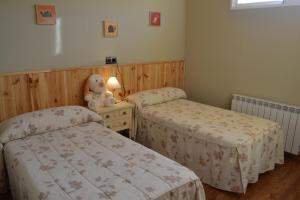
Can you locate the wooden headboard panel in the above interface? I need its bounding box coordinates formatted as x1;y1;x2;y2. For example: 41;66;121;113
0;60;184;122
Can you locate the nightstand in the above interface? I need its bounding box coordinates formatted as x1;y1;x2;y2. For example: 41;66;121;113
96;102;135;140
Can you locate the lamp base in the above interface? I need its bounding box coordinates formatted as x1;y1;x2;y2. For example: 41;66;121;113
115;99;122;104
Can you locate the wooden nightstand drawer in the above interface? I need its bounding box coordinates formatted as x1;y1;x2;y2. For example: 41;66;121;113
119;108;131;118
104;120;117;130
116;117;131;130
101;108;131;120
95;101;135;139
102;112;117;120
104;117;131;132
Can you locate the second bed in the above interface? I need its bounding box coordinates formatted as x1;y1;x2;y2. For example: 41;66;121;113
126;87;284;193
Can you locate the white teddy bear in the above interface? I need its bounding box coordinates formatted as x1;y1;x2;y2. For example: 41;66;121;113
84;74;115;111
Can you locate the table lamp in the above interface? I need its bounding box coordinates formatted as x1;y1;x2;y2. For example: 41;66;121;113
106;76;121;102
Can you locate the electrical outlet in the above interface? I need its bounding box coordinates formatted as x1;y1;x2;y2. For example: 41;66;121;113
106;56;117;64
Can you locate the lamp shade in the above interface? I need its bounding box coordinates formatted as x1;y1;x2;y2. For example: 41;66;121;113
106;76;121;90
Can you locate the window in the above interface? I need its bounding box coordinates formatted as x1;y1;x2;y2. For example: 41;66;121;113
231;0;300;9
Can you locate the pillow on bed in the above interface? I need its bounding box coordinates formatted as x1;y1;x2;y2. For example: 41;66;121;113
0;106;103;143
126;87;187;109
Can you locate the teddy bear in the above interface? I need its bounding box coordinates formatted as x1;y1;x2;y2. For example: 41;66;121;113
84;74;115;111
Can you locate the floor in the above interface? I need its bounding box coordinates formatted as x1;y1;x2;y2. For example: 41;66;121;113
204;153;300;200
0;153;299;200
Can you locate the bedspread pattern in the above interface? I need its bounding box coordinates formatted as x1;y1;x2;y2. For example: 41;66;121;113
4;122;205;200
137;99;284;193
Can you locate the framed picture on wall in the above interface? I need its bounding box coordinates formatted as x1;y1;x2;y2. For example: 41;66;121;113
150;12;161;26
35;4;56;25
103;21;118;38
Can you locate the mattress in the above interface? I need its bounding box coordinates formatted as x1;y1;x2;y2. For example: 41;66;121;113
4;122;205;200
136;99;284;193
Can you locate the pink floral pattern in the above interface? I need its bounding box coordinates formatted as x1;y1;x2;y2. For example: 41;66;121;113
0;106;103;143
126;87;187;109
132;98;284;193
4;122;205;200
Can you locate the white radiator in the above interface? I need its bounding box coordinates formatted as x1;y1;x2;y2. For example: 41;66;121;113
231;94;300;155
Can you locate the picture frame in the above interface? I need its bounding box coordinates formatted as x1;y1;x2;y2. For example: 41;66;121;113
150;12;161;26
35;4;56;25
103;21;118;38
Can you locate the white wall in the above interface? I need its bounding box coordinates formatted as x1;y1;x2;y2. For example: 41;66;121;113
185;0;300;108
0;0;186;73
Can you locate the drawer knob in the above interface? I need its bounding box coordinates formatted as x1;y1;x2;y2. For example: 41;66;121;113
123;122;127;125
106;115;110;119
122;111;127;115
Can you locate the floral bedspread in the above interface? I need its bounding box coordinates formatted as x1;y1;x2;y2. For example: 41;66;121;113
136;99;284;193
4;122;205;200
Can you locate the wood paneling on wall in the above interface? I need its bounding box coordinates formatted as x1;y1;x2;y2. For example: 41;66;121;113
0;60;184;122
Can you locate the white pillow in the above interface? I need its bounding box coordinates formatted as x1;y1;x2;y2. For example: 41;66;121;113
126;87;187;109
0;106;102;143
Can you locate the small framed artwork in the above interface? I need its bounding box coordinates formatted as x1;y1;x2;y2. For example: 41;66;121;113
150;12;161;26
35;4;56;25
103;21;118;38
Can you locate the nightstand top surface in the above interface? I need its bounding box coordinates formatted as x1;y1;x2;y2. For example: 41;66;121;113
96;101;134;113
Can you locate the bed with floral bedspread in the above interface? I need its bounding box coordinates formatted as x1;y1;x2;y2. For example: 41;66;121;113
0;106;205;200
126;87;284;193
